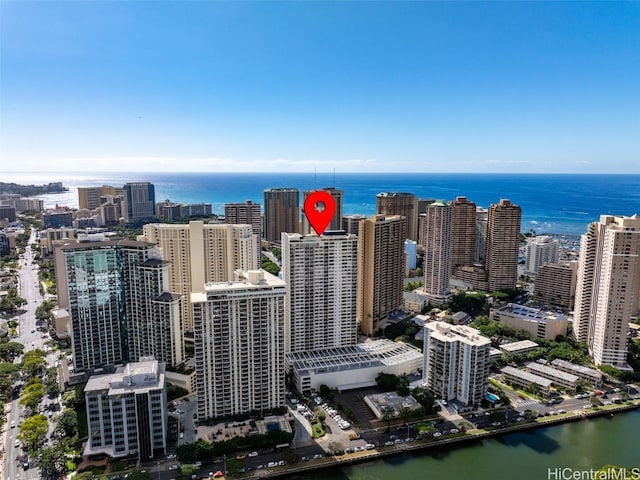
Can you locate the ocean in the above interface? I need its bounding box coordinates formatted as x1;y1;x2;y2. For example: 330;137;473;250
3;172;640;236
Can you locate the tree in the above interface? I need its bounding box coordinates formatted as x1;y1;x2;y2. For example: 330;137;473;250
54;409;78;438
39;442;70;479
61;384;84;408
411;387;436;414
20;378;45;412
382;406;395;430
376;372;400;392
19;414;48;451
0;341;24;362
21;349;47;378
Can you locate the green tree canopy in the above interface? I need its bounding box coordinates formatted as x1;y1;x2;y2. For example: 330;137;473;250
18;413;48;451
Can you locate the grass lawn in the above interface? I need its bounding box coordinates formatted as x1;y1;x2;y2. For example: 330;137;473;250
311;420;325;439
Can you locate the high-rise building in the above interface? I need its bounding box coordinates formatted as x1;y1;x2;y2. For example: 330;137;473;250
376;192;418;241
357;215;406;335
84;357;167;459
342;214;367;236
124;182;156;223
0;205;17;223
420;201;452;305
192;270;286;419
474;207;488;263
450;196;477;275
525;235;559;274
282;232;358;353
486;199;521;291
301;188;343;234
98;194;125;226
533;261;578;309
573;215;640;369
225;200;262;238
56;238;183;372
140;221;259;332
423;321;490;406
264;188;299;243
78;185;124;210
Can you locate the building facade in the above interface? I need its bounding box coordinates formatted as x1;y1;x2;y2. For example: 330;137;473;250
342;214;367;236
420;200;452;305
573;215;640;369
450;196;477;275
140;221;259;331
192;270;286;419
422;322;490;406
56;238;183;372
124;182;156;223
376;192;418;241
357;215;406;336
486;199;521;291
78;185;124;210
84;358;167;459
264;188;300;243
490;303;568;340
282;232;358;353
533;261;578;309
525;235;560;274
301;188;344;233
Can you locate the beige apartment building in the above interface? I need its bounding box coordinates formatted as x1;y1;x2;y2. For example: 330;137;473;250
357;215;406;335
140;221;259;331
490;303;568;340
573;214;640;369
533;261;578;309
376;192;418;241
78;185;124;210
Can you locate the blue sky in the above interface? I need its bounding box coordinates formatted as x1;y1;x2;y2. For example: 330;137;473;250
1;1;639;173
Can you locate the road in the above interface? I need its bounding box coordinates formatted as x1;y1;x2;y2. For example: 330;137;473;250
3;227;56;480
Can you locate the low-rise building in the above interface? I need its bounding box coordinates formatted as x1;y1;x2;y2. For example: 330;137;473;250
490;303;568;340
84;358;167;459
550;358;603;388
501;366;552;396
524;362;579;392
285;339;423;393
499;340;540;355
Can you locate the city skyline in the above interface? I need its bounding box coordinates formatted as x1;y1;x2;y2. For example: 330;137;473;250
2;2;639;174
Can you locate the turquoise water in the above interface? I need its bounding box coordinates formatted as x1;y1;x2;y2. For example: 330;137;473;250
5;172;640;235
302;410;640;479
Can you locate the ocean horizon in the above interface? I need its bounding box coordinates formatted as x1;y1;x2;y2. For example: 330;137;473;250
4;172;640;237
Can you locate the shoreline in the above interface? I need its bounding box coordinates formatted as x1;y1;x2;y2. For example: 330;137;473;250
239;402;640;479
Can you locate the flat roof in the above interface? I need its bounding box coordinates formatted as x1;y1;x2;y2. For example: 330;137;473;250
501;366;552;387
526;362;579;383
286;339;422;376
425;321;491;347
493;303;566;324
550;359;602;379
500;340;539;353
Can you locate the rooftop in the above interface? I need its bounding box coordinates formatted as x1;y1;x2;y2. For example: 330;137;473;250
525;362;579;383
550;359;603;379
499;340;540;353
425;321;491;347
493;303;567;324
85;357;165;395
285;339;422;376
501;366;552;388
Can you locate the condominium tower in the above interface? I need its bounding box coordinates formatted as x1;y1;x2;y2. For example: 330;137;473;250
420;201;452;305
84;358;168;459
140;221;259;331
192;270;286;419
573;215;640;369
282;232;358;353
450;196;477;275
124;182;156;223
56;237;183;372
302;188;344;233
376;192;418;242
264;188;300;243
423;321;491;406
78;185;124;210
486;199;521;291
357;215;406;335
525;235;559;275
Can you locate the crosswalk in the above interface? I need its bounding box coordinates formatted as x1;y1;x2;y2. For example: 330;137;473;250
514;399;540;409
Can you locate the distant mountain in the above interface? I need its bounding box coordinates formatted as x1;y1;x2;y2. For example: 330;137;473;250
0;181;68;197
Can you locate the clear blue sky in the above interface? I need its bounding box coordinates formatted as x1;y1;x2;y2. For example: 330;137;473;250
1;1;639;173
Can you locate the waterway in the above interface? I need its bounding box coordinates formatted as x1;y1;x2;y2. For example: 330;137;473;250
300;410;640;479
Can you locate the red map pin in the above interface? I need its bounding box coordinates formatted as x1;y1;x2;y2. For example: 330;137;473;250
304;190;336;235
